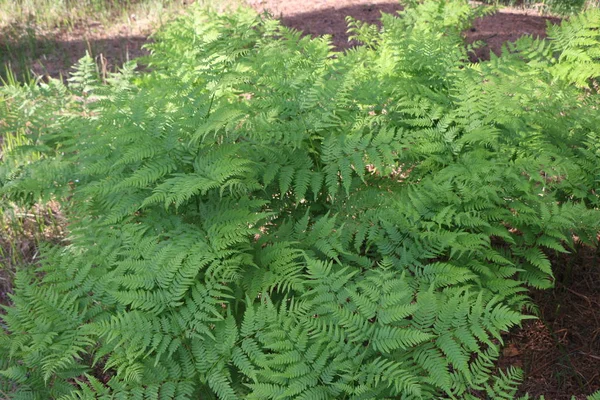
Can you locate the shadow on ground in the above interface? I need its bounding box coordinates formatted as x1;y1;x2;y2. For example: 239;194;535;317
280;4;561;59
279;2;403;49
1;4;562;81
505;246;600;399
0;21;148;81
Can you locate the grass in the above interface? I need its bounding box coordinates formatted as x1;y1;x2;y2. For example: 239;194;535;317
0;0;246;33
0;0;244;82
479;0;599;14
2;0;185;30
0;199;66;309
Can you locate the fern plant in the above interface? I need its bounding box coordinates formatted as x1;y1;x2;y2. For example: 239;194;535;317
1;1;599;399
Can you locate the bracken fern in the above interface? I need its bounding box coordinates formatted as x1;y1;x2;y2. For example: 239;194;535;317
1;1;599;399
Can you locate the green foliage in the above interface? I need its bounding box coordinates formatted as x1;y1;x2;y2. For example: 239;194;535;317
1;1;599;398
478;0;589;15
588;390;600;400
547;9;600;86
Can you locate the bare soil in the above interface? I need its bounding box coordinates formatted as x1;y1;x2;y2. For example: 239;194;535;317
252;0;560;60
497;244;600;399
466;10;560;61
0;0;561;79
1;1;599;399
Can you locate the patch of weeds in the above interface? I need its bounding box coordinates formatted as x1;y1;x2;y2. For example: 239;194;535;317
0;17;56;82
0;200;66;306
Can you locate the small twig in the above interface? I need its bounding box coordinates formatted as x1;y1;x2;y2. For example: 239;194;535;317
579;352;600;361
527;357;556;378
557;282;600;307
0;388;11;400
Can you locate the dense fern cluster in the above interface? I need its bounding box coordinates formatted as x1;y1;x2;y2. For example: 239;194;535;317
1;1;600;398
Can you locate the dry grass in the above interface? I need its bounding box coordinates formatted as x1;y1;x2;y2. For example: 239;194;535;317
0;201;66;305
0;0;245;81
1;0;183;30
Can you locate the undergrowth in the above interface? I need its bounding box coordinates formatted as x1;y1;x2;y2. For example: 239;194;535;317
0;1;599;398
479;0;597;14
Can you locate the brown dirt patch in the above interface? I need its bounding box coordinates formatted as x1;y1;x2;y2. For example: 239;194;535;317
466;11;561;61
0;18;152;80
498;244;600;399
0;1;561;79
253;1;559;57
250;0;404;49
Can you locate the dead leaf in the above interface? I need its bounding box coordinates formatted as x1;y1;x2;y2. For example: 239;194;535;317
503;343;520;358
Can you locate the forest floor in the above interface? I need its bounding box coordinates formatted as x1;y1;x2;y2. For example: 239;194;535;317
0;1;598;398
0;0;561;80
